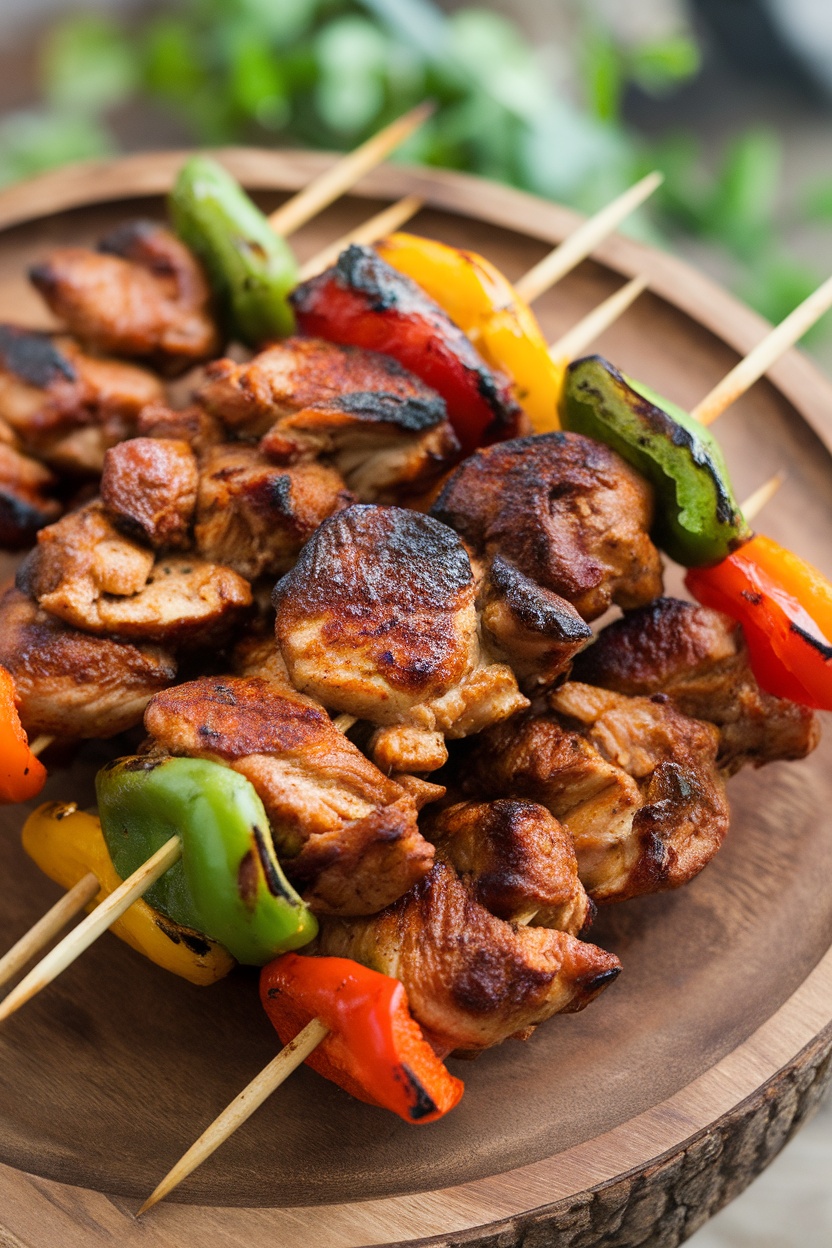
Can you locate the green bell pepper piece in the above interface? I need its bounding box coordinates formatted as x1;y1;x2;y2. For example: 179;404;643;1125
169;155;299;346
560;355;750;567
97;756;317;965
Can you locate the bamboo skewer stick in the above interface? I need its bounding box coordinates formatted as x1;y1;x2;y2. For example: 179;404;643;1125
742;472;785;523
0;873;99;991
691;275;832;427
548;276;648;363
268;102;434;238
137;1017;329;1215
297;195;423;281
0;836;181;1024
29;734;55;758
513;172;663;306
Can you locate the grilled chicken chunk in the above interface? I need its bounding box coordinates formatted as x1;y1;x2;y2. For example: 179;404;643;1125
0;325;164;473
315;857;619;1054
460;682;729;903
572;597;820;775
29;220;220;375
18;502;251;645
101;437;198;549
273;505;528;772
194;443;353;580
199;338;459;501
144;676;437;915
426;799;593;935
0;587;176;739
432;431;664;621
136;401;224;454
0;439;61;548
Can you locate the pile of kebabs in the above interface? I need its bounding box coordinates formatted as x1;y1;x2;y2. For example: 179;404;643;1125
0;116;829;1210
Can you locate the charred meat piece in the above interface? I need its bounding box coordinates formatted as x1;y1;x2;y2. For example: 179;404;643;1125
290;246;524;455
0;440;61;548
272;505;528;773
195;443;353;580
433;431;664;622
315;858;620;1054
18;502;251;646
0;587;176;739
199;338;459;502
29;220;220;375
101;437;198;549
145;676;437;915
426;799;593;935
572;597;821;775
136;402;224;454
0;325;164;473
460;681;729;903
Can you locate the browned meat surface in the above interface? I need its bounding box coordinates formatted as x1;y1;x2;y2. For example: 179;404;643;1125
231;630;295;688
101;437;198;549
18;502;251;645
0;325;164;473
273;505;528;773
0;441;61;548
432;431;663;621
136;402;224;454
0;587;176;739
460;681;729;903
194;443;353;580
426;799;592;935
315;858;620;1054
145;676;437;915
572;597;820;775
29;220;220;375
200;338;459;501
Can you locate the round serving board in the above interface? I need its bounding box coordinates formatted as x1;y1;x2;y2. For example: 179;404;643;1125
0;152;830;1248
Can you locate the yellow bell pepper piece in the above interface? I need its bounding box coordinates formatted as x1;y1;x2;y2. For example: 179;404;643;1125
376;232;563;432
22;801;235;986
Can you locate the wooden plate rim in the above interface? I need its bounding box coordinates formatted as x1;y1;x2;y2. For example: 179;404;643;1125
0;151;830;1247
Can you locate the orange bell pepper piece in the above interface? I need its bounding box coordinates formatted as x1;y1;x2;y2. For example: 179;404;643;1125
0;666;47;804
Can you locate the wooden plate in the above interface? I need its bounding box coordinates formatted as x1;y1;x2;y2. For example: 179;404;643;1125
0;152;830;1248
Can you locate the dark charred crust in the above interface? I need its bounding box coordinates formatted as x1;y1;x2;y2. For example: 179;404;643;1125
790;621;832;661
97;218;160;259
103;755;164;774
153;915;212;957
571;354;738;526
332;244;404;313
0;491;58;549
252;822;295;901
329;390;447;430
0;323;76;387
398;1064;440;1120
237;849;259;908
489;556;592;640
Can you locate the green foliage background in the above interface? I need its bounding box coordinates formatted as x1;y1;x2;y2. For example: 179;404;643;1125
2;0;830;337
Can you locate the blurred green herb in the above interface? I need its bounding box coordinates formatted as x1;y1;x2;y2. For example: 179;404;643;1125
0;0;826;339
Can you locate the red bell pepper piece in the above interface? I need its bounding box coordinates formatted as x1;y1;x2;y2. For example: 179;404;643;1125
260;953;463;1124
685;538;832;711
290;244;523;456
0;666;47;804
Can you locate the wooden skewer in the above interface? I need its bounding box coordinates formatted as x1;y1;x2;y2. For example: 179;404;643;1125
514;171;663;306
742;472;785;523
137;1017;329;1215
0;835;181;1024
29;734;55;758
548;276;648;363
0;872;99;991
268;102;434;238
691;275;832;427
297;195;423;281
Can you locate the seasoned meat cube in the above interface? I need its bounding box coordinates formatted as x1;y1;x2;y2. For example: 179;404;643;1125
101;437;198;549
199;338;459;500
18;503;251;646
136;402;224;454
272;505;528;772
0;325;164;473
432;431;663;621
0;587;176;740
572;597;820;775
426;799;592;935
145;676;437;915
231;630;295;688
290;246;524;455
29;220;220;375
194;443;353;580
0;441;61;549
315;859;620;1054
460;682;730;903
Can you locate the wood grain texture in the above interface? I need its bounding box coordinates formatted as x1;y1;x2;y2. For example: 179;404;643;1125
0;151;830;1248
